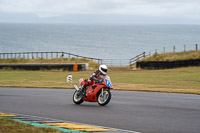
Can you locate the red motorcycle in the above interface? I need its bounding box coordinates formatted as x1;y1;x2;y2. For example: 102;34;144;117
73;76;113;106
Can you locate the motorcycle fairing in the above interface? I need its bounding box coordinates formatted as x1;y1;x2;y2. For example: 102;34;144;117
83;84;105;102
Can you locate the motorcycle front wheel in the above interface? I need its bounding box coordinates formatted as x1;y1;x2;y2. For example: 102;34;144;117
73;91;83;104
98;90;111;106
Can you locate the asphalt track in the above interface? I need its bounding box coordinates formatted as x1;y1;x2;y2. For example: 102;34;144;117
0;87;200;133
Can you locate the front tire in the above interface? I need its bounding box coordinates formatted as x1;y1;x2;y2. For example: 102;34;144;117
73;91;83;104
98;90;111;106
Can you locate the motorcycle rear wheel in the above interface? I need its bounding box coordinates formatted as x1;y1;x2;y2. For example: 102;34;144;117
98;90;111;106
73;91;83;104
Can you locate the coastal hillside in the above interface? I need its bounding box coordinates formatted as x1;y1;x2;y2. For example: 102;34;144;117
142;50;200;61
137;50;200;69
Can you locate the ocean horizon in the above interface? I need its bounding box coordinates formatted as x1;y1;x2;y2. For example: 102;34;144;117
0;23;199;61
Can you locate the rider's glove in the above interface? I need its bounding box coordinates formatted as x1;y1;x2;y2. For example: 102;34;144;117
100;79;104;83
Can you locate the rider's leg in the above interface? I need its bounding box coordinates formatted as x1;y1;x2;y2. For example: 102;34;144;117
83;86;87;97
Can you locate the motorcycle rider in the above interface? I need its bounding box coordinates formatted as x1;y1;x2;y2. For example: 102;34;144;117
82;64;108;98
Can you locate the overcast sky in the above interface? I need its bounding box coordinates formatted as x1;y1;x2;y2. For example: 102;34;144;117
0;0;200;24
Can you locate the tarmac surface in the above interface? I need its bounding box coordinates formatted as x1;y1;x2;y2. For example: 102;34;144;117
0;87;200;133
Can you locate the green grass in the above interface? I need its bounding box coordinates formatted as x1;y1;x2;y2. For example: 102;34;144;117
0;67;200;94
142;50;200;61
0;117;65;133
110;67;200;93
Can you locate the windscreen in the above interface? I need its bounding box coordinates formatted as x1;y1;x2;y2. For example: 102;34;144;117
105;75;113;87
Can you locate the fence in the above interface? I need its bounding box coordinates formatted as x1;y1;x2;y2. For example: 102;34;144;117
153;44;199;55
0;51;148;67
103;51;147;66
102;59;130;66
129;52;147;66
0;52;102;64
2;44;197;67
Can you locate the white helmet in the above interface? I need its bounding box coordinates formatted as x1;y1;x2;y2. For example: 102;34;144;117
99;65;108;75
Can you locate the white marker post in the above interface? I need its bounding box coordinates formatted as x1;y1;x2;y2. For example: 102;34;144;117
66;75;72;83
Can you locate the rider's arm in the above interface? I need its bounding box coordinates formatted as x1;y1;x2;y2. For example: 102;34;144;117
89;70;99;82
88;70;101;84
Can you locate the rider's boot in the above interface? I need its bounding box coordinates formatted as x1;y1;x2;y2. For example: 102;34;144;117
83;87;87;98
81;85;87;98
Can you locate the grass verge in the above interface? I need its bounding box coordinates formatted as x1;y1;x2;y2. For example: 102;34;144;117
0;67;200;95
0;117;65;133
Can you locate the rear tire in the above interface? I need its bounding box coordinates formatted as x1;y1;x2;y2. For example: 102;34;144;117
98;90;111;106
73;91;83;104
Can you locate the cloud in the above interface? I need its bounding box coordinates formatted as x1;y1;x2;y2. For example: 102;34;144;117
0;0;199;19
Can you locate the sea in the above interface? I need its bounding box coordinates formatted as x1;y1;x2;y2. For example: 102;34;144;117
0;23;200;64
